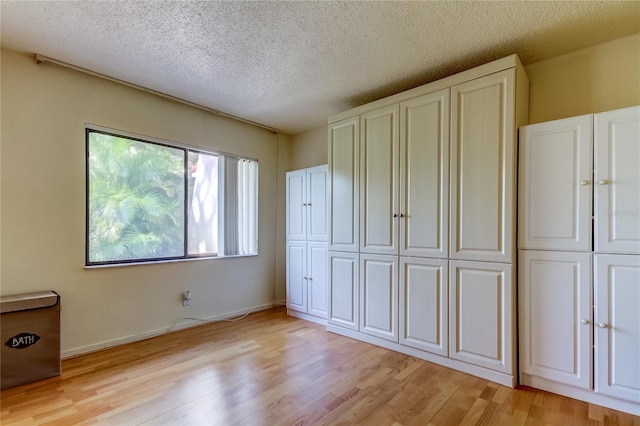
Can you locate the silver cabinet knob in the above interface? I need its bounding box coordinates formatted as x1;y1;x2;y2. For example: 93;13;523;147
579;180;590;186
597;179;609;185
598;322;608;328
580;319;590;325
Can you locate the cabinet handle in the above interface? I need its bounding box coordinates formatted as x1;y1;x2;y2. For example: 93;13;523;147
597;179;609;185
307;277;312;281
598;322;608;328
580;319;590;325
307;203;311;206
393;213;398;218
303;277;308;280
579;180;590;186
400;213;405;218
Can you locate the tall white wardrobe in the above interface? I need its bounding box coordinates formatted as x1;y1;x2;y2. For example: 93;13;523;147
327;54;529;387
286;165;329;325
519;105;640;415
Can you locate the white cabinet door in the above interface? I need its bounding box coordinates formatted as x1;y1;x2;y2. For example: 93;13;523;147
519;250;592;389
286;170;306;241
595;254;640;402
399;257;448;356
360;105;399;255
450;260;513;374
519;115;593;251
329;117;359;252
360;254;398;342
286;241;307;313
450;69;515;263
595;106;640;254
307;242;328;319
328;251;359;330
399;89;449;258
307;165;329;242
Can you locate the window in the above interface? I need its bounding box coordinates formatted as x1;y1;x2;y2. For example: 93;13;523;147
86;128;258;266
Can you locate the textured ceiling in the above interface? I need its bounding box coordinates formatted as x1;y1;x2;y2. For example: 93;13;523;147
1;1;639;135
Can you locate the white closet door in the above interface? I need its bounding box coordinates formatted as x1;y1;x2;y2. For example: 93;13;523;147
360;104;399;255
519;115;593;251
450;260;513;374
285;170;306;241
595;254;640;402
519;250;592;390
286;241;307;313
307;165;329;242
595;106;640;254
399;89;449;258
328;251;359;330
360;254;398;342
450;69;515;263
329;117;359;252
307;242;328;319
399;257;448;356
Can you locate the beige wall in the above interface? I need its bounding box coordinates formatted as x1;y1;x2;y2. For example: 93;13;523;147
289;126;327;171
526;33;640;124
0;49;284;356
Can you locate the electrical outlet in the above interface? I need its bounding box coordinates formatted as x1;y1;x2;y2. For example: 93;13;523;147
182;290;192;306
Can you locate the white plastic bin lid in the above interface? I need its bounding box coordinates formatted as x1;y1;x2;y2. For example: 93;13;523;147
0;291;60;313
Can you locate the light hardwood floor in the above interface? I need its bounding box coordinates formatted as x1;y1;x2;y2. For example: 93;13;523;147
1;307;638;425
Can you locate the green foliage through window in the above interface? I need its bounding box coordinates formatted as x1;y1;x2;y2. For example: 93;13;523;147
86;129;258;266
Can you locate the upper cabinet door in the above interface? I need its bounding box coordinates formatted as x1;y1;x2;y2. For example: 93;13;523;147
450;69;516;263
360;104;400;255
329;117;359;252
595;106;640;254
519;115;593;252
286;169;307;241
306;165;329;241
399;89;450;258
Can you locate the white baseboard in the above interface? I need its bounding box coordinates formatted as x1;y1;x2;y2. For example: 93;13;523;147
62;302;275;359
327;324;516;388
521;374;640;416
287;309;327;326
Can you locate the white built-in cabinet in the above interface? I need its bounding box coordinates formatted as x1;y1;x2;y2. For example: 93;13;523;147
328;251;358;330
399;257;448;356
519;105;640;415
286;165;329;325
327;54;528;388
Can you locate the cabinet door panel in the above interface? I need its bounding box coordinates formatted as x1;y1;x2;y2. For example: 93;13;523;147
451;69;515;262
308;242;328;319
519;250;592;389
400;90;449;258
328;251;359;330
595;106;640;254
450;261;513;374
360;254;398;342
360;105;399;255
519;115;593;251
595;254;640;402
400;257;448;355
286;241;307;312
307;165;329;242
286;170;306;241
329;117;359;252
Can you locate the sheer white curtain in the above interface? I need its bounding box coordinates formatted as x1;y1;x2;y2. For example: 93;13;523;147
237;159;258;255
219;156;258;256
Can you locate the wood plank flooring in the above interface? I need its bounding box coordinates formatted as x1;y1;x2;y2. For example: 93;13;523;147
1;307;638;425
